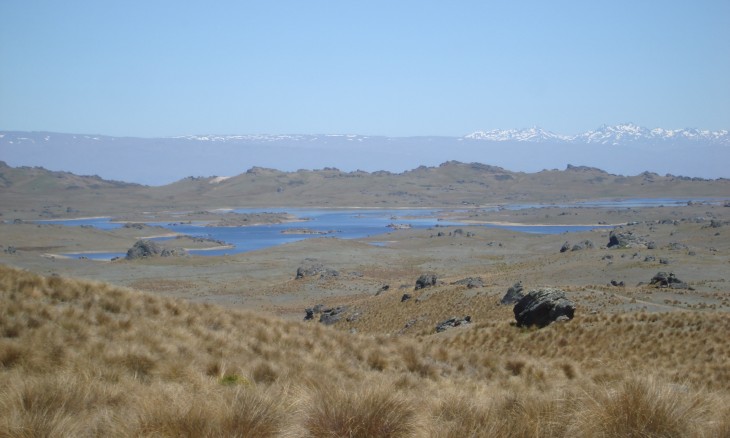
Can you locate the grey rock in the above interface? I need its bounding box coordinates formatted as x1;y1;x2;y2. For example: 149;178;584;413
160;247;188;257
452;277;484;289
649;272;692;289
501;281;525;305
513;288;576;328
607;230;649;249
319;306;348;325
415;273;438;290
560;241;570;253
436;316;471;333
125;240;162;260
401;293;412;302
296;263;339;280
571;240;594;251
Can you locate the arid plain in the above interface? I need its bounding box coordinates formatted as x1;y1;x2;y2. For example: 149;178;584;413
2;160;730;436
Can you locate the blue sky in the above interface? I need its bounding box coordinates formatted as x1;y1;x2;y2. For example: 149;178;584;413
1;1;729;137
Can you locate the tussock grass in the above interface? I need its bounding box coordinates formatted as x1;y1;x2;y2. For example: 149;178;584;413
293;381;419;438
1;264;729;436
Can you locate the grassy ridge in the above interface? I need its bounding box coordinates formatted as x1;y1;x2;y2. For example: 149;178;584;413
1;264;729;437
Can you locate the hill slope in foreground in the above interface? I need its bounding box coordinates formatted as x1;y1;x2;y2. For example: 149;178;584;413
1;264;730;436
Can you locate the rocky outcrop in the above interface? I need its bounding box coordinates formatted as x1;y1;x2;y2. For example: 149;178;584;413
435;316;471;333
295;263;339;280
513;288;575;328
501;281;525;305
126;240;162;259
607;230;651;249
571;240;594;251
304;304;348;324
415;273;438;290
649;272;692;289
401;293;412;302
125;239;187;260
319;306;348;325
609;280;625;287
161;247;188;257
304;304;325;320
452;277;484;289
123;223;146;230
562;240;594;252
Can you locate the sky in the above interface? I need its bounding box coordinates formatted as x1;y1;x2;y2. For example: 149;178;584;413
1;1;729;138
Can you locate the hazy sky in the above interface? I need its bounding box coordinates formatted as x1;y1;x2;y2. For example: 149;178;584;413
1;1;729;137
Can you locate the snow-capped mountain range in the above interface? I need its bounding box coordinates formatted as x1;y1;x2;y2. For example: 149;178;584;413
464;123;730;145
2;123;729;184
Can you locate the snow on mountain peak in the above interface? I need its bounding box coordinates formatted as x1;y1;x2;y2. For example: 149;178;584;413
466;124;729;145
464;127;569;142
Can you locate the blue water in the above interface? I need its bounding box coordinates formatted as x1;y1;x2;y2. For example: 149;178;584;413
36;217;124;230
38;198;728;259
163;209;466;256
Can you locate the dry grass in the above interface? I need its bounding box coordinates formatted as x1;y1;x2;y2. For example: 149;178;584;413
1;264;729;436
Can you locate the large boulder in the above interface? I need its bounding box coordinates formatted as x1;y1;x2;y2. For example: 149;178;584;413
607;230;650;249
513;288;575;328
126;240;162;259
126;240;187;260
649;272;692;289
501;281;525;305
415;273;438;290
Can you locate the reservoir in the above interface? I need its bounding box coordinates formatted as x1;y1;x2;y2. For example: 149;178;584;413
38;207;612;260
38;197;725;259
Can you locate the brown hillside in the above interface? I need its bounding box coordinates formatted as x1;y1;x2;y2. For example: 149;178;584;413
1;264;729;436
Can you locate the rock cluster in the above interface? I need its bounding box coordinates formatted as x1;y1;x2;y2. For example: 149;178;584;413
125;240;187;260
452;277;484;289
435;316;471;333
607;230;652;249
513;288;575;328
295;263;339;280
415;273;438;290
649;272;692;289
561;240;594;252
304;304;349;325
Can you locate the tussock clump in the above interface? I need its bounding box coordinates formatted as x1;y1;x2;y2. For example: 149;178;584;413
294;381;419;438
568;376;718;437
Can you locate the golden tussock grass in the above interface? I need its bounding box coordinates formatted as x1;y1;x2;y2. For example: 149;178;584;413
1;264;729;436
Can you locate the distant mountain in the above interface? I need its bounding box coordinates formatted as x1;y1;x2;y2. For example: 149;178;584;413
1;124;728;185
3;159;729;220
465;123;730;145
464;127;571;142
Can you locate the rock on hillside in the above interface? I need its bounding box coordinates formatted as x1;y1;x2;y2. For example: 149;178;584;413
501;281;525;305
513;288;576;328
415;273;438;290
